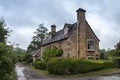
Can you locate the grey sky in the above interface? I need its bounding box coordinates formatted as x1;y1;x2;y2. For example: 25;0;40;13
0;0;120;49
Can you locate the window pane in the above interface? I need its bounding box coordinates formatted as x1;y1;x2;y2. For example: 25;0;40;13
87;39;94;50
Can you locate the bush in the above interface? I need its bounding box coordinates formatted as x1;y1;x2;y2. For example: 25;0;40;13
112;57;120;68
47;58;105;75
103;61;115;68
0;56;15;80
89;60;115;68
0;43;17;80
74;60;103;73
33;61;46;70
0;43;17;64
42;46;63;62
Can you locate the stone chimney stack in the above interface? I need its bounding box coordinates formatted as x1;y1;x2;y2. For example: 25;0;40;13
51;24;56;32
76;8;87;59
76;8;86;22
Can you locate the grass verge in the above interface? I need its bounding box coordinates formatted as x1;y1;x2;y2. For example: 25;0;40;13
70;68;120;77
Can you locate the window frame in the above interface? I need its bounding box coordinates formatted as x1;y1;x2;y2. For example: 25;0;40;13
87;56;95;59
87;39;95;51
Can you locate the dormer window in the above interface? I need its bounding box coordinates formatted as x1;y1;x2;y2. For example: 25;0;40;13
87;39;95;51
64;27;68;35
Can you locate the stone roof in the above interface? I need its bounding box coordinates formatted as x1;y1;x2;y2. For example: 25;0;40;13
41;20;100;46
41;23;77;46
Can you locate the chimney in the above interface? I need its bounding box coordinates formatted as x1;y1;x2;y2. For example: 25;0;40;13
76;8;86;22
51;24;56;32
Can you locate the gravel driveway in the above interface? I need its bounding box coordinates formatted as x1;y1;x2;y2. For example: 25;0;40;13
15;63;120;80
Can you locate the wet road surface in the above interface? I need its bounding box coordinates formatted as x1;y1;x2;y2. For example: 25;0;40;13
15;63;120;80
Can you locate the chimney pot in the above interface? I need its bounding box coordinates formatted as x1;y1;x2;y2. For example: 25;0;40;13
76;8;86;22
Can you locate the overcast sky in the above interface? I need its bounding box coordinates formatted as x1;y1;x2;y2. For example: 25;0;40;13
0;0;120;50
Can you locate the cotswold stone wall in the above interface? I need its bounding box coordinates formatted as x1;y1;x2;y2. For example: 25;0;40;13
40;21;99;59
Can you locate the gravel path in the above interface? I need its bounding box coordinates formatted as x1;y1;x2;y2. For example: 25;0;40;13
16;63;120;80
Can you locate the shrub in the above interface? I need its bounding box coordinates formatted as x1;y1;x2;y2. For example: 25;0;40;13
47;58;105;75
51;58;76;75
33;61;46;70
0;56;14;80
42;46;63;62
0;43;17;80
74;60;103;73
112;57;120;68
0;43;17;64
103;61;115;68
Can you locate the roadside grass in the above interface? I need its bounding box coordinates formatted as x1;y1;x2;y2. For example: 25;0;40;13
71;68;120;77
88;59;111;63
21;62;120;77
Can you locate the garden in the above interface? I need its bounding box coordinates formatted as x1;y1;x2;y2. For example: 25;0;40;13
23;46;120;75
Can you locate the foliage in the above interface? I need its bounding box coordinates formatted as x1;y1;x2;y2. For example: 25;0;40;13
111;40;120;57
103;61;115;68
0;18;16;80
47;58;113;75
27;23;48;53
0;43;17;64
114;50;120;57
14;47;26;62
106;49;116;58
112;57;120;68
33;61;46;70
42;46;63;62
23;53;33;63
0;18;11;43
0;43;17;80
14;47;26;55
115;40;120;50
0;56;15;80
99;49;107;59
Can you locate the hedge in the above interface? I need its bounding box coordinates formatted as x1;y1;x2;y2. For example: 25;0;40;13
47;58;113;75
112;57;120;68
33;61;47;70
0;56;15;80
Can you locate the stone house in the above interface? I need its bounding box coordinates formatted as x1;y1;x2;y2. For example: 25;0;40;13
40;8;100;59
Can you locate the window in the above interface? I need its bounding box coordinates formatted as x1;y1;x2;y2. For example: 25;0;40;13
87;39;94;51
87;56;95;59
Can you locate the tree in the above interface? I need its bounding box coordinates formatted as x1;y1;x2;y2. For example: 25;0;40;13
115;40;120;50
14;47;26;62
107;49;116;57
0;43;17;80
42;46;63;62
0;18;11;43
99;49;107;59
27;23;48;53
107;40;120;57
0;18;16;79
114;40;120;56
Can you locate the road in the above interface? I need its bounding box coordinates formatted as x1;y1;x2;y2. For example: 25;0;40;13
15;63;120;80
